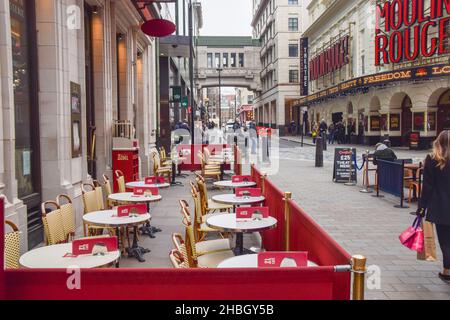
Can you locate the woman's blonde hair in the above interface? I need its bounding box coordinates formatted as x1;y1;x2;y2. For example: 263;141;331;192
431;130;450;170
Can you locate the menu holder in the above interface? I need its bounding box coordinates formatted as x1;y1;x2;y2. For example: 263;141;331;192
144;176;165;185
232;175;253;183
117;204;148;217
133;187;159;196
235;188;262;198
236;207;269;221
257;252;308;268
72;236;118;256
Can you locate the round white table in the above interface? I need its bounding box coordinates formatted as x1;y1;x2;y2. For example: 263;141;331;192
125;181;170;189
217;254;318;268
83;210;151;228
108;193;162;240
19;243;120;269
213;180;257;189
206;213;277;255
83;210;152;263
108;193;162;204
212;194;265;207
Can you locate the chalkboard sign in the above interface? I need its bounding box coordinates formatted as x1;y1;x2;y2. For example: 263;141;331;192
333;148;357;183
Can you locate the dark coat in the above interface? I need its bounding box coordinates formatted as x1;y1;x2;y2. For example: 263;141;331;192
419;155;450;226
372;148;397;165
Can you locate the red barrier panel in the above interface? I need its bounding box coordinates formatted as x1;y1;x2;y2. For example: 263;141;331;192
261;178;285;252
251;165;262;188
289;200;351;300
5;267;338;300
177;144;231;171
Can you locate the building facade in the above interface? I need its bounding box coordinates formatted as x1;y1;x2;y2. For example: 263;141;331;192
252;0;309;134
293;0;450;147
1;0;160;251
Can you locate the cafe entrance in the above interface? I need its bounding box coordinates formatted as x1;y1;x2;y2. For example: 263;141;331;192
437;89;450;133
401;96;413;146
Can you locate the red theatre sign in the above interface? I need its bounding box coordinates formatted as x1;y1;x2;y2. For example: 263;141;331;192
375;0;450;66
309;35;350;81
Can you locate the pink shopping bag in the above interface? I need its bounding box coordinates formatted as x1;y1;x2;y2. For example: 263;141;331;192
399;217;424;253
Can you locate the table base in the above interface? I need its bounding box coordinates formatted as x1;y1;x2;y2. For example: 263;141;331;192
129;226;151;262
140;223;162;238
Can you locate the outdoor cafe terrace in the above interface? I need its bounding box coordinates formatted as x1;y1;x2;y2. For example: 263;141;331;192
2;144;364;300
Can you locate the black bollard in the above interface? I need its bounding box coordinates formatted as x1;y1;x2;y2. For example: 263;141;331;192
315;136;324;167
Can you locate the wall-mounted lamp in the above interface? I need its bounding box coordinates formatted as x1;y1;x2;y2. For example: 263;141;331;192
117;33;124;41
92;6;99;14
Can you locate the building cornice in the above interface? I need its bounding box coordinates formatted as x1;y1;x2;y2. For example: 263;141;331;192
303;0;352;37
251;0;270;27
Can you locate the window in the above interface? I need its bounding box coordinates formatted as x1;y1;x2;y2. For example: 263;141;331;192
239;53;244;67
223;53;228;68
289;0;298;4
289;70;299;83
231;53;236;67
288;18;298;31
361;55;365;75
289;44;298;57
215;53;221;68
207;53;213;68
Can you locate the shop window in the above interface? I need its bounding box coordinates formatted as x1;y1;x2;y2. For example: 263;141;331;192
289;70;299;83
390;114;401;131
428;112;437;131
288;18;298;31
231;53;236;67
239;53;245;67
223;53;228;68
207;53;213;68
289;43;298;57
413;112;425;131
215;53;221;68
370;115;381;131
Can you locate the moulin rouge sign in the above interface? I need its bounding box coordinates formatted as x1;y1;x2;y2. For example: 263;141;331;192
309;35;350;81
375;0;450;66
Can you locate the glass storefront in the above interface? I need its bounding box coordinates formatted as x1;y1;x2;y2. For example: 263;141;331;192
10;0;42;248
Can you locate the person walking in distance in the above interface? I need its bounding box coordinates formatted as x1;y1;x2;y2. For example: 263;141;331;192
418;130;450;282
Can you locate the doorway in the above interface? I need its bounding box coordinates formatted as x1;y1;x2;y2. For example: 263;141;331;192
401;96;413;146
437;89;450;133
85;3;96;178
10;0;42;248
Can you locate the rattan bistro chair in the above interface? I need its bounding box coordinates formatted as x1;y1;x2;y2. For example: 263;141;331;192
102;174;115;208
56;194;76;242
152;152;172;181
4;220;21;269
41;201;66;246
169;249;189;269
115;170;126;194
183;219;234;268
196;178;232;214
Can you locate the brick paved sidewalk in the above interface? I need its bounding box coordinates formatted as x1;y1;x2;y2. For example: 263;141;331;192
263;140;449;300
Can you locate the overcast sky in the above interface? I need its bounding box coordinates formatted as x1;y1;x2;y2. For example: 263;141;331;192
200;0;253;37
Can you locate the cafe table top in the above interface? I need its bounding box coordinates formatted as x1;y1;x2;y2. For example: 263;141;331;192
206;213;277;233
211;194;265;206
108;193;162;204
83;210;151;228
19;243;120;269
217;254;318;268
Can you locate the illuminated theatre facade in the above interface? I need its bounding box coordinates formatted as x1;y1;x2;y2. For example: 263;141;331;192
294;0;450;147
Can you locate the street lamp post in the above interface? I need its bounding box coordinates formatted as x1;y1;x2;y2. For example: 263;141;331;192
217;67;223;129
188;0;195;142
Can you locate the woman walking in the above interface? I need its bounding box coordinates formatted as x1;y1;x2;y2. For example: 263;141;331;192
418;130;450;282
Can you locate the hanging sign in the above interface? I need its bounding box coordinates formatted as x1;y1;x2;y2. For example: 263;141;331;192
300;37;309;96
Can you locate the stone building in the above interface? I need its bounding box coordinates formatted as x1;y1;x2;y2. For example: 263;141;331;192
252;0;310;134
0;0;161;251
293;0;450;147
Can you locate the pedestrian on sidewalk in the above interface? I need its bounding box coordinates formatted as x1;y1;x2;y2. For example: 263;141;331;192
328;123;335;144
312;122;318;144
418;130;450;283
